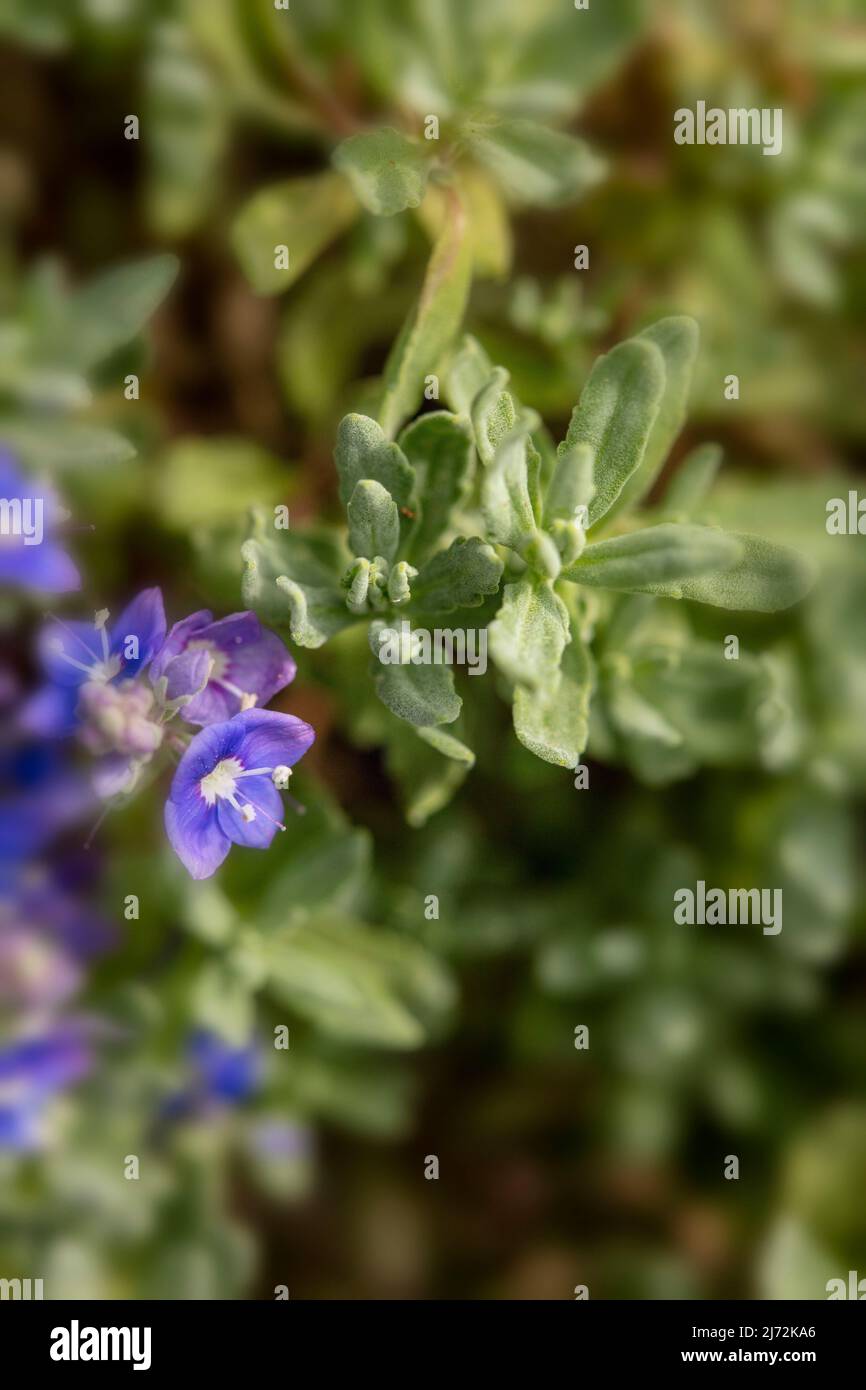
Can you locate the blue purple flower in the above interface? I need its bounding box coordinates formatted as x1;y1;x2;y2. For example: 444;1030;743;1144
150;609;296;726
0;451;81;594
164;708;315;879
22;587;166;739
188;1030;262;1104
0;744;92;887
0;1020;94;1150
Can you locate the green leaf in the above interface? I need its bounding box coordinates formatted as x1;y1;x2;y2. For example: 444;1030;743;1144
231;172;358;295
415;725;475;764
482;419;539;552
543;441;595;527
662;443;723;517
144;21;228;238
370;622;462;726
399;411;474;564
386;723;474;827
488;577;570;689
0;419;136;469
241;520;355;647
487;0;647;120
260;828;371;921
264;914;454;1048
333;127;430;217
641;533;815;611
563;524;743;592
347;479;400;563
612;317;699;514
418;167;512;278
463;117;605;207
607;682;684;747
190;959;255;1047
560;337;666;527
274;577;357;647
65;254;179;369
411;537;503;612
513;625;592;767
378;196;472;438
335;413;415;509
471;367;517;466
444;334;495;416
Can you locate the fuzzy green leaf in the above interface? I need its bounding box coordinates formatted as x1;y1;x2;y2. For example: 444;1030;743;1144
464;117;605;207
641;533;814;611
370;624;462;726
563;524;743;592
241;521;354;647
662;443;723;517
411;537;503;613
68;254;179;369
482;419;540;552
471;367;516;466
231;172;358;295
543;442;595;527
488;578;570;689
613;317;699;514
378;199;472;439
264;914;453;1048
560;337;666;527
607;682;684;747
399;412;474;564
444;334;495;416
347;479;400;563
0;419;136;469
335;413;415;509
386;723;474;827
513;625;592;767
333;127;429;217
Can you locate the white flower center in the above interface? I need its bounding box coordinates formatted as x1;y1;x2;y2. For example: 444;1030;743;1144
200;757;243;806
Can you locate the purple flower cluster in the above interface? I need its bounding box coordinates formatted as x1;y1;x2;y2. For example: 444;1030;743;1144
0;744;109;1151
20;585;313;879
1;445;314;1155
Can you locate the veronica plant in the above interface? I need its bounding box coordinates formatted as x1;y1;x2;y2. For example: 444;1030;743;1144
243;313;813;811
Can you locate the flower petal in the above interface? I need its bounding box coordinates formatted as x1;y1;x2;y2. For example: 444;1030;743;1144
19;684;81;738
149;609;213;683
221;617;296;703
233;708;316;769
0;542;80;594
162;648;213;704
36;621;102;687
217;774;283;849
111;587;166;676
167;719;247;806
165;795;230;880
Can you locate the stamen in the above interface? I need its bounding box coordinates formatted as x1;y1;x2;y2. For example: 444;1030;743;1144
216;676;254;704
46;639;96;678
44;612;101;664
235;766;274;779
237;790;286;833
83;803;111;851
94;609;110;663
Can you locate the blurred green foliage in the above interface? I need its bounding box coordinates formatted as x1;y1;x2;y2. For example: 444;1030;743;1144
0;0;864;1301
